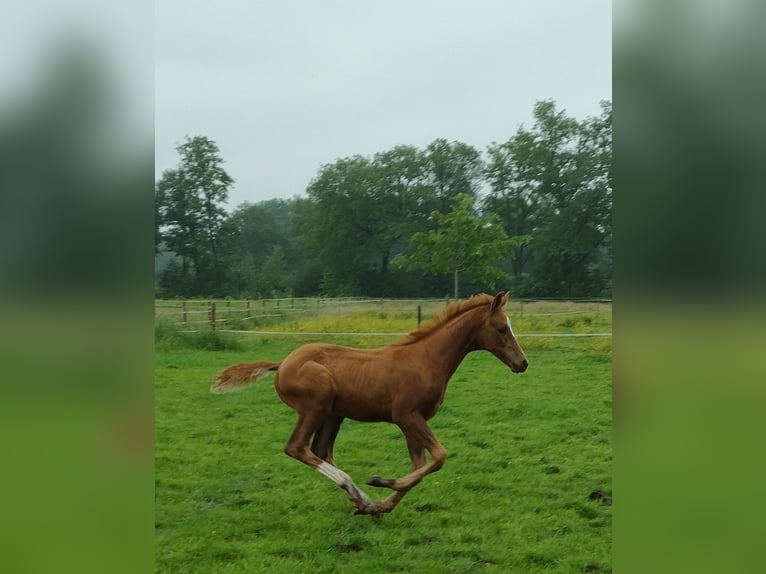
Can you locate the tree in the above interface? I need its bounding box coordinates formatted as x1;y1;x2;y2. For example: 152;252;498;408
484;130;541;279
531;100;611;296
155;136;234;295
423;139;483;213
302;148;433;296
227;199;292;268
483;100;612;296
394;194;527;298
258;245;292;298
301;155;381;295
287;195;324;296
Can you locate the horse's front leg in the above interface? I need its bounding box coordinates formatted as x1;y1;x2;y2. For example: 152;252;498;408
362;416;443;515
403;432;426;472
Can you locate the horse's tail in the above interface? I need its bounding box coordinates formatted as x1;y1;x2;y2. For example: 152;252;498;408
210;361;281;394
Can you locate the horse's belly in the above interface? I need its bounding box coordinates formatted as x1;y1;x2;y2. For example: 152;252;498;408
331;390;392;423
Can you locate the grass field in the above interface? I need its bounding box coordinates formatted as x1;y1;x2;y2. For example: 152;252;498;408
155;304;612;573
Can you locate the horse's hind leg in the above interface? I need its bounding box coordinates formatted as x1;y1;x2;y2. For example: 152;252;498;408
284;409;373;513
278;361;374;514
285;411;373;513
310;414;344;465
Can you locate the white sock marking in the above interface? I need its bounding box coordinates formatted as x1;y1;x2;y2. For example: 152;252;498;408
317;461;373;507
317;461;350;486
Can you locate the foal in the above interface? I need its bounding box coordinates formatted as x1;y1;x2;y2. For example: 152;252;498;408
211;291;528;515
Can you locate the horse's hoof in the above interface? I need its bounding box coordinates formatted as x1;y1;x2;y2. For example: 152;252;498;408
354;504;385;517
353;503;375;516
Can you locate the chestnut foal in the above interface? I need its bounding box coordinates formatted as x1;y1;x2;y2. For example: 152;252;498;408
211;292;528;516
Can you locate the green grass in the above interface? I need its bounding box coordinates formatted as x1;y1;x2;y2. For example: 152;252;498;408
156;314;611;573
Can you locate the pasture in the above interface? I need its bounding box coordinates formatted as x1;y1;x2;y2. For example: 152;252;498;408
155;300;612;573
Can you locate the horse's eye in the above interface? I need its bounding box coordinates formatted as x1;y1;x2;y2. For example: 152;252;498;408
497;327;508;335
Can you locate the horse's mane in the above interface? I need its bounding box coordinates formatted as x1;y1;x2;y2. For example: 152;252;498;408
392;293;495;346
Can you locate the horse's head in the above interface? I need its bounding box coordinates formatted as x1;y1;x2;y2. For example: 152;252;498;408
475;291;529;373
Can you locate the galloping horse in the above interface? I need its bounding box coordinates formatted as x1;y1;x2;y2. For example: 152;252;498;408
211;291;528;516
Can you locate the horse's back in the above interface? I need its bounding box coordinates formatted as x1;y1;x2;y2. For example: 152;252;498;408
282;342;385;367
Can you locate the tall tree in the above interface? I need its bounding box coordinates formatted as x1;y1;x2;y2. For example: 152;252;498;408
484;130;540;278
302;155;380;295
579;100;612;293
258;244;292;297
287;195;324;296
156;135;234;295
483;100;612;296
394;194;524;298
228;199;292;268
371;145;435;282
532;100;611;296
302;148;431;296
423;139;484;213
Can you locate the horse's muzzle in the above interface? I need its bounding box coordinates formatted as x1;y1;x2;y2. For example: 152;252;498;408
511;358;529;373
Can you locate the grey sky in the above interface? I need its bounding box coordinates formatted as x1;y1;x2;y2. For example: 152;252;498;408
156;0;611;210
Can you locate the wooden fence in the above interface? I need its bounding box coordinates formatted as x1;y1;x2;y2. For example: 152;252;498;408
156;297;336;330
155;296;611;332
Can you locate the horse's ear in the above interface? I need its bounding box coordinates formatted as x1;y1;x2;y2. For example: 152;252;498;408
490;291;509;311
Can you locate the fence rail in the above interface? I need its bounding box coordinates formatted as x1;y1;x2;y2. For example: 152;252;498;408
203;329;612;338
155;296;612;337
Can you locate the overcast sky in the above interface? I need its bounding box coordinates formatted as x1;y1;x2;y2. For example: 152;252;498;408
156;0;611;210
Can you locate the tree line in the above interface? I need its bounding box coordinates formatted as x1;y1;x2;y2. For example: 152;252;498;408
155;99;611;299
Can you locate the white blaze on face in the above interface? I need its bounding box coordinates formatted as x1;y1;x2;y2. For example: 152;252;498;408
505;313;515;336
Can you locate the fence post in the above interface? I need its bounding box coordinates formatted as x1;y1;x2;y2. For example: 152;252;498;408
209;300;216;331
182;300;187;323
246;298;251;318
417;305;422;327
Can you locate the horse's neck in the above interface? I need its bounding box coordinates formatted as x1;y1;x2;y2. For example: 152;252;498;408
419;307;483;382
